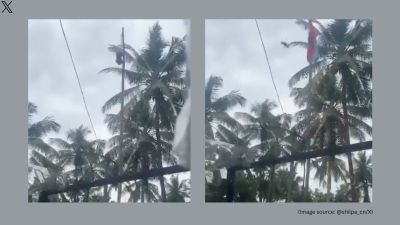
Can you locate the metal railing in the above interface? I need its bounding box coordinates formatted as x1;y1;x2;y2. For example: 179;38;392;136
38;165;189;202
225;141;372;202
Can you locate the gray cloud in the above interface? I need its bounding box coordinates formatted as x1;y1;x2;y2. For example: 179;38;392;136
206;19;310;116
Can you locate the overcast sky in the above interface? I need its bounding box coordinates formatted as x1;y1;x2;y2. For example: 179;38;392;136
29;19;189;202
206;19;310;116
205;19;372;195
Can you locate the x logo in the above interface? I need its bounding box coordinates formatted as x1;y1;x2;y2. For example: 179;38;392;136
1;1;12;13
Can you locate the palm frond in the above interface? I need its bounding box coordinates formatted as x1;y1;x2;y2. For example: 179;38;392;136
212;90;246;112
288;60;324;88
28;117;60;138
102;86;140;113
99;67;150;84
212;111;243;130
28;137;59;159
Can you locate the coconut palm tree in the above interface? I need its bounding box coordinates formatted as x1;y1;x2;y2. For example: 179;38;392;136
125;180;160;203
50;125;101;202
317;19;372;201
28;102;60;156
313;156;347;202
28;102;63;202
80;139;106;202
105;96;175;202
282;129;307;201
215;122;265;202
283;19;372;201
292;67;371;198
354;151;372;202
310;97;349;203
205;75;246;186
311;188;330;202
100;22;187;202
233;170;258;202
235;99;290;202
293;71;371;201
281;20;318;197
166;175;190;202
29;149;69;202
97;148;119;202
334;184;352;202
274;169;303;202
205;75;246;139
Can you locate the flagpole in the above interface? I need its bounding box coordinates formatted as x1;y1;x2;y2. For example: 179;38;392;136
117;27;126;203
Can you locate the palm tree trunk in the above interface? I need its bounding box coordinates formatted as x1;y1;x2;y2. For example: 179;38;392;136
302;160;306;191
341;81;357;202
326;158;332;202
60;193;69;202
363;183;370;202
103;185;109;202
305;159;311;194
83;188;90;202
158;174;167;202
287;162;294;202
326;119;336;202
268;165;275;202
258;170;264;202
304;64;312;198
144;178;150;202
74;165;80;202
117;183;122;203
343;108;357;202
212;170;222;183
140;183;145;203
74;193;79;202
226;167;236;202
117;27;126;204
155;110;167;202
346;152;356;199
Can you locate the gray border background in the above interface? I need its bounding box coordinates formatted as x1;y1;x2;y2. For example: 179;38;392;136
0;0;398;224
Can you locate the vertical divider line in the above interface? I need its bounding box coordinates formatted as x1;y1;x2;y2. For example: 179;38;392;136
190;18;206;203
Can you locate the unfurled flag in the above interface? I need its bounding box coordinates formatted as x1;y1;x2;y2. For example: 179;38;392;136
307;21;319;64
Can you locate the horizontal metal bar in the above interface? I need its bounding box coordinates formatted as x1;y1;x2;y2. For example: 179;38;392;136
231;141;372;171
42;165;189;195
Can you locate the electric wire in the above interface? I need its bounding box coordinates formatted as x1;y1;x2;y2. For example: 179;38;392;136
254;19;285;114
59;20;98;139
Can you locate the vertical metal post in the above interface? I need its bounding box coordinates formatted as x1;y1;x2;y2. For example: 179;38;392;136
120;27;126;134
38;191;49;202
226;167;236;202
117;27;126;203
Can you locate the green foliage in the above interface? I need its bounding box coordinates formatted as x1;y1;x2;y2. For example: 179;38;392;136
354;152;372;202
166;175;190;202
334;184;352;202
311;188;333;202
205;178;227;202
